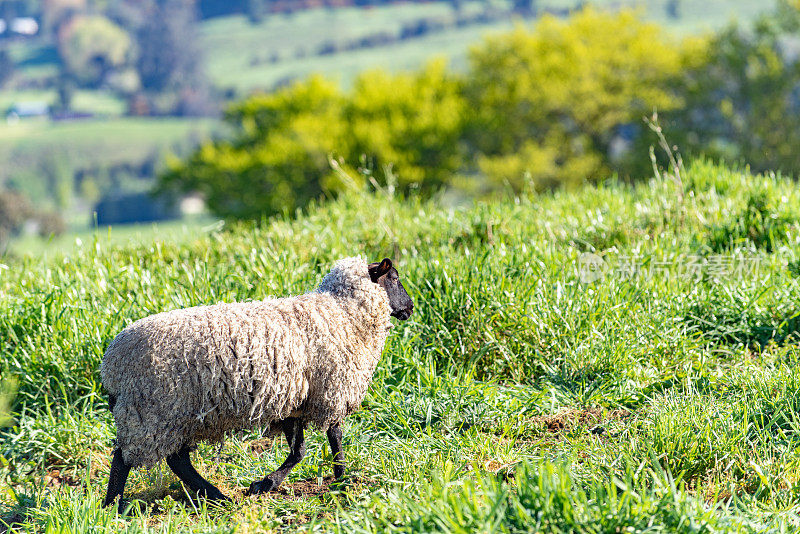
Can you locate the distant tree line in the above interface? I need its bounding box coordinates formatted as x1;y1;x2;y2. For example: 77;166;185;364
159;2;800;220
195;0;535;20
242;7;517;87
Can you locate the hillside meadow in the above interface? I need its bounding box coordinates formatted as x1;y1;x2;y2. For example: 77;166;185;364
3;160;800;531
199;0;767;93
7;0;767;98
0;117;216;228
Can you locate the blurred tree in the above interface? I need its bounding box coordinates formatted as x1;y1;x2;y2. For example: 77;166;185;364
0;50;13;88
54;71;75;112
668;5;800;175
666;0;680;20
57;14;132;87
465;10;686;192
344;61;466;192
36;211;66;238
512;0;536;17
158;76;348;219
135;0;208;106
42;0;86;36
158;61;470;220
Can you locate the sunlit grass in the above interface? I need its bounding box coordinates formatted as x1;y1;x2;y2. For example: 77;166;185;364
2;160;800;531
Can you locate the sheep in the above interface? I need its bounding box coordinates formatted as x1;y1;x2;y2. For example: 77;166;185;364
101;257;414;512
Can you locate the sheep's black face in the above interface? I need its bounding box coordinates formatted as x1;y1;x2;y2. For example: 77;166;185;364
369;258;414;321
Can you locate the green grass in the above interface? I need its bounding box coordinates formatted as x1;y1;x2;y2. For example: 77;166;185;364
0;89;127;116
3;160;800;531
6;217;220;259
0;117;215;153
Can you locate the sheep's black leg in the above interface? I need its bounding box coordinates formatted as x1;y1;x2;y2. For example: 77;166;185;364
246;418;305;495
103;448;131;513
166;446;228;501
327;422;346;479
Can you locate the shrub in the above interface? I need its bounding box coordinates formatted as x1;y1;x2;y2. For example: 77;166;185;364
665;2;800;176
464;9;692;192
159;64;466;219
57;15;132;87
0;190;33;246
158;76;348;219
344;61;466;192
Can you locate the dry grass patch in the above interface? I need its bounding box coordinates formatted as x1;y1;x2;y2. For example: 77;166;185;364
532;407;631;435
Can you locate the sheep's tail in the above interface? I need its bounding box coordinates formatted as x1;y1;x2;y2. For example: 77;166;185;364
108;393;117;412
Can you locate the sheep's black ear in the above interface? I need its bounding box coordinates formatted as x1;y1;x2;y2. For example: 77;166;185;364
368;258;393;283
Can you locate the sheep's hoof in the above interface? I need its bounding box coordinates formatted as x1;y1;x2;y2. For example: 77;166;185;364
246;478;276;495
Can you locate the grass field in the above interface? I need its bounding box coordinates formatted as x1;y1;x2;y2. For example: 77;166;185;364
202;13;514;92
199;1;509;92
2;159;800;531
0;90;126;117
0;117;217;216
0;118;215;156
6;216;220;259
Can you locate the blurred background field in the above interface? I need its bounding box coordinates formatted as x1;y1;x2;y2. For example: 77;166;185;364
0;0;792;255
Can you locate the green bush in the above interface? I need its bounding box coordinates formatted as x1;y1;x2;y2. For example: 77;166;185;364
665;1;800;176
57;15;133;87
160;63;467;219
159;76;348;219
344;60;466;192
464;9;690;191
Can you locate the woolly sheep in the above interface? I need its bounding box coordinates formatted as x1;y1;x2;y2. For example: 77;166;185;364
101;257;413;511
